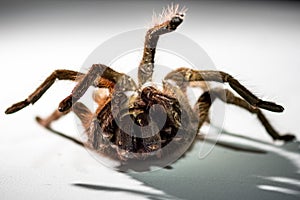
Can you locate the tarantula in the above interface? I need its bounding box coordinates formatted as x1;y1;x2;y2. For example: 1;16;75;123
5;5;295;170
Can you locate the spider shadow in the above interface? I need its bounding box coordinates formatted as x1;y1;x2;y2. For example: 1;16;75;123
72;131;286;200
72;183;179;200
48;126;299;199
127;130;300;200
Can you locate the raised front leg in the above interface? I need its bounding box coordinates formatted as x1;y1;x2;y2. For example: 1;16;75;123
138;5;186;86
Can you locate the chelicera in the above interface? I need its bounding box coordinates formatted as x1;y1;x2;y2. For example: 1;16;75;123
5;5;295;171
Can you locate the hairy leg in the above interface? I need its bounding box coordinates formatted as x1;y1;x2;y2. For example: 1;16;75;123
36;109;71;128
138;5;186;86
36;102;92;129
35;102;95;148
4;67;118;147
58;64;137;112
5;70;84;114
195;88;295;141
165;68;284;113
5;65;133;114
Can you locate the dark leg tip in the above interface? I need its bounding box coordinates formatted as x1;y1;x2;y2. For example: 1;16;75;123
35;116;42;123
277;134;296;142
5;100;30;114
36;116;50;128
257;101;284;112
5;107;14;114
58;95;74;112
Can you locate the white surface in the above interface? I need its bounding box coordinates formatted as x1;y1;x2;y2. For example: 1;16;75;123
1;1;300;200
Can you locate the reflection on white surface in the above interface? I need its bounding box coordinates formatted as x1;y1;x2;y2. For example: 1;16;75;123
257;185;300;196
252;140;300;174
260;176;300;188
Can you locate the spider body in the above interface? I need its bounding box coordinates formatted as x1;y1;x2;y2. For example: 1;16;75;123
5;4;295;170
87;85;196;162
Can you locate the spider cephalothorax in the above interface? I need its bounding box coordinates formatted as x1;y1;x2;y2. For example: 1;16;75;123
5;4;295;171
